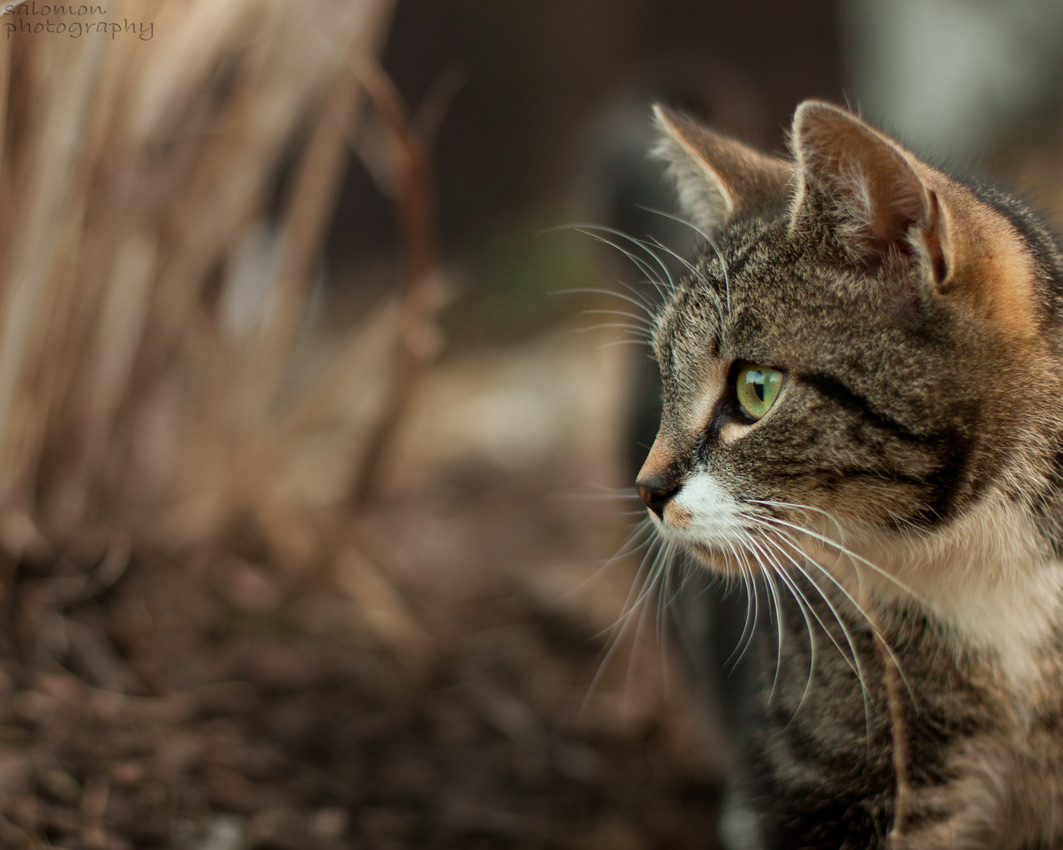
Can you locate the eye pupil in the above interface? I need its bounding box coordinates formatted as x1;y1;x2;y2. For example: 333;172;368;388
751;372;766;401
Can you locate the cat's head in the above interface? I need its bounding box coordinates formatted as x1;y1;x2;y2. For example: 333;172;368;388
638;100;1063;597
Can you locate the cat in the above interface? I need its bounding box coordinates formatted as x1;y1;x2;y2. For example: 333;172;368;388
637;99;1063;849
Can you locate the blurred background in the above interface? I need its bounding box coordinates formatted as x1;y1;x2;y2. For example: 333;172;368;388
1;1;1062;848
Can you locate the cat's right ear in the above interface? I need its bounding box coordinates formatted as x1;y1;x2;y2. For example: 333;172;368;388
652;105;791;236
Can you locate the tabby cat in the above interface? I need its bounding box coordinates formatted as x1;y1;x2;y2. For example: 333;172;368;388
637;100;1063;849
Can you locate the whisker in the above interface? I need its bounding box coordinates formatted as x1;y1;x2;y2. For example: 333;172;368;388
757;528;876;741
556;487;643;503
634;204;713;245
559;285;658;321
745;535;787;702
593;524;675;653
656;545;689;692
756;532;860;717
619;234;680;300
562;221;682;300
597;338;654;350
645;234;698;276
559;517;654;607
754;529;869;672
636;204;732;315
763;515;914;704
765;556;819;717
548;224;672;304
581;530;663;714
639;232;734;323
622;552;662;702
578;306;654;326
751;505;920;602
725;540;761;670
574;320;654;339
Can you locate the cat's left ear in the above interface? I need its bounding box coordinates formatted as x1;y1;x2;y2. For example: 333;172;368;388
652;105;791;236
789;100;949;284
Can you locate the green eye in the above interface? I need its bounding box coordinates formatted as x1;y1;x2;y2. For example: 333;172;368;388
735;364;783;421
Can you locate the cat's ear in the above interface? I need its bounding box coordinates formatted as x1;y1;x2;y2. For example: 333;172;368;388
652;105;791;236
789;100;948;283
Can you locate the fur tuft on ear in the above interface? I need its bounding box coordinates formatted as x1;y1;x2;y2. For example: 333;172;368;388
652;105;790;236
790;101;944;274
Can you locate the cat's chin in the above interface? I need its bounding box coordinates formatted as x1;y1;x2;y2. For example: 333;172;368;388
687;542;761;576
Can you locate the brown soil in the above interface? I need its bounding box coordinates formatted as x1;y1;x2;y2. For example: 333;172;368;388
0;331;725;849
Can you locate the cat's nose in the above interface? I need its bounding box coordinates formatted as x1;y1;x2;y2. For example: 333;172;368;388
636;473;679;520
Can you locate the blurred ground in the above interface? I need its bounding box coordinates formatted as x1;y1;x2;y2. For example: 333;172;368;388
0;320;725;849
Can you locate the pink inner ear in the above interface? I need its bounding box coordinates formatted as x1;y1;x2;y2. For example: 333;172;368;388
794;104;930;259
846;140;927;247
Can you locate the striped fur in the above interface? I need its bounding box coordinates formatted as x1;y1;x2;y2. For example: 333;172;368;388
640;101;1063;849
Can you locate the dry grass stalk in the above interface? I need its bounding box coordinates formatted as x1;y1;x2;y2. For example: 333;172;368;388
347;58;442;508
0;0;412;582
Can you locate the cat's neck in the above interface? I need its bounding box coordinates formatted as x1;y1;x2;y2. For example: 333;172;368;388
824;498;1063;685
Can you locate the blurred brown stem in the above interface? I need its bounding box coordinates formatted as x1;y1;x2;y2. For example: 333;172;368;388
348;61;441;509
